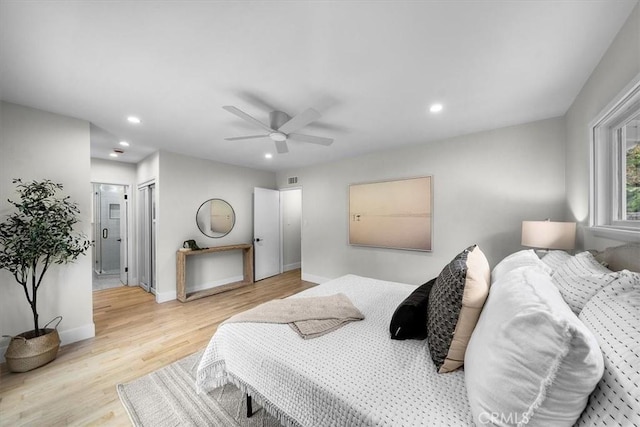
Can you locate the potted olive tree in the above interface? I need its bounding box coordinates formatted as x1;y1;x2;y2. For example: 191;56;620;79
0;179;90;372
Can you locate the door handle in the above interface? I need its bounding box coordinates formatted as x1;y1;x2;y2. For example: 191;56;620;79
117;238;122;242
102;228;108;239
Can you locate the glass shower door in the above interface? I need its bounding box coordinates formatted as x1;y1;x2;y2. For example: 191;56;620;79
93;184;124;275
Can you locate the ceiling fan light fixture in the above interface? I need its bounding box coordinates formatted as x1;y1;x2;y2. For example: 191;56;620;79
269;132;287;142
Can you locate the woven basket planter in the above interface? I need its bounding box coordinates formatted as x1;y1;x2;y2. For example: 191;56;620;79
4;317;62;373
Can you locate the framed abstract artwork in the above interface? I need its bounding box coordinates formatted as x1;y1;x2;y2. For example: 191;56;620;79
349;176;432;251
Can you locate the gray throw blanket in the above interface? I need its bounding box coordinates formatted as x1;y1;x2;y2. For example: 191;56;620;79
223;293;365;339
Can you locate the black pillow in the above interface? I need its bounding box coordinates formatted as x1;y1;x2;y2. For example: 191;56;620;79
389;278;436;340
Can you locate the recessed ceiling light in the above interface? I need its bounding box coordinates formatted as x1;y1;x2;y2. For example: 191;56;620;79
109;152;118;158
265;153;273;159
119;141;130;147
127;116;141;124
429;104;443;113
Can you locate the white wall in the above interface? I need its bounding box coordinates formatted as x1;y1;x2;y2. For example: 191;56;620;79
565;2;640;250
0;102;94;360
91;158;137;186
137;151;160;187
277;117;567;285
90;158;138;284
155;151;276;302
281;188;302;271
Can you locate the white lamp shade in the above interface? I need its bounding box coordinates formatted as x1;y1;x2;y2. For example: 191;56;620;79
521;221;576;250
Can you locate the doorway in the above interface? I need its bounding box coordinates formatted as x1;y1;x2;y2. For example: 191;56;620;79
253;187;302;281
280;188;302;272
92;183;128;291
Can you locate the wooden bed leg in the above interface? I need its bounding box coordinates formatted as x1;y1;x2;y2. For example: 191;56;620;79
246;394;253;418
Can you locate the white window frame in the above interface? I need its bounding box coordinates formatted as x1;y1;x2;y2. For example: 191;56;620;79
589;73;640;242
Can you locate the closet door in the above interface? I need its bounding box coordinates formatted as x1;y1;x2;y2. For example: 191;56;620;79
138;184;156;293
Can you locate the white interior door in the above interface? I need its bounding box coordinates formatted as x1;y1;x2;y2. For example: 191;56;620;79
254;187;281;281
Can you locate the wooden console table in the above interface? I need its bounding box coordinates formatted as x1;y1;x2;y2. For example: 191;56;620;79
176;243;254;302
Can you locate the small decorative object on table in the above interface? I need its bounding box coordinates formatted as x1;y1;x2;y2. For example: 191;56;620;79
183;239;202;250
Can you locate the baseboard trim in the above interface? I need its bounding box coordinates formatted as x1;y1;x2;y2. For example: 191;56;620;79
301;273;332;284
283;262;301;272
0;322;95;363
59;323;95;346
156;290;177;303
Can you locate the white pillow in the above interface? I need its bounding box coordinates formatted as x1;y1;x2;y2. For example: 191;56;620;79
540;250;572;272
551;252;619;314
491;249;552;284
556;251;611;275
465;267;604;427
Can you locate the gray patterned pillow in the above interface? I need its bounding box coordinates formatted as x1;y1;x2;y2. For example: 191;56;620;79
540;250;572;272
576;271;640;426
427;245;490;373
551;252;619;314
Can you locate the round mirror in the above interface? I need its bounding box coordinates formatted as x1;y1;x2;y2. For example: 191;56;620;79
196;199;235;238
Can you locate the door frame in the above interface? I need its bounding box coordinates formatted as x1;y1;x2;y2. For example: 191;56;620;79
120;189;129;285
278;186;303;273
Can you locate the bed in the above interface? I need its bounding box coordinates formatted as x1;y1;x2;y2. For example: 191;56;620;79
196;244;640;427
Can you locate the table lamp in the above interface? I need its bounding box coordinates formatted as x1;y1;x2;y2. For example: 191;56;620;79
521;220;576;251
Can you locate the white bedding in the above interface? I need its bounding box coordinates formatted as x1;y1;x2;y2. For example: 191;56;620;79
196;274;472;427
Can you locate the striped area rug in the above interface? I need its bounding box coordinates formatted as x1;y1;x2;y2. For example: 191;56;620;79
117;351;280;427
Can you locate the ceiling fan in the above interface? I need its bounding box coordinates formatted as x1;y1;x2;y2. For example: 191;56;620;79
223;106;334;154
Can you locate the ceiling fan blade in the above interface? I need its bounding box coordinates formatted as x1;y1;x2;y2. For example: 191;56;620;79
223;106;274;132
275;140;289;154
288;133;334;146
224;135;269;141
277;108;321;134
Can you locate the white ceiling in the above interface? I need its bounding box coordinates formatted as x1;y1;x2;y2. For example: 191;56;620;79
0;1;637;172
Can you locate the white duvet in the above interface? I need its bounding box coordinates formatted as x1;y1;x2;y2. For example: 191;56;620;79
196;274;472;427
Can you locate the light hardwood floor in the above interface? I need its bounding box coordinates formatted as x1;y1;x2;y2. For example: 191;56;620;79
0;269;315;426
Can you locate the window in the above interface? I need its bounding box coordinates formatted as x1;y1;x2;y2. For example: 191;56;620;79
591;74;640;239
620;112;640;221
